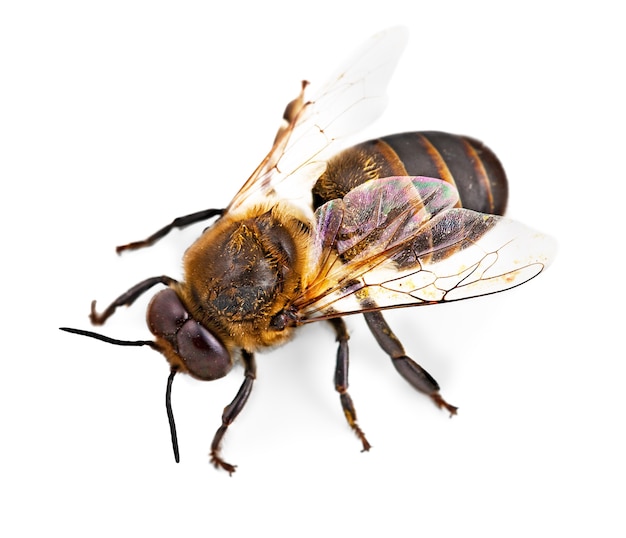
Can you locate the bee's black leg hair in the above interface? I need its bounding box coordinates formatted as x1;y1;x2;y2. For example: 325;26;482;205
329;318;372;452
210;350;256;475
116;208;224;254
90;275;178;325
363;311;457;416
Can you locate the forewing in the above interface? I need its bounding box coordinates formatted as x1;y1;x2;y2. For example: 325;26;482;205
295;177;556;320
227;27;409;214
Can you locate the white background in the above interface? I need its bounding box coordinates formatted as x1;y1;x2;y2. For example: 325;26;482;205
2;1;624;536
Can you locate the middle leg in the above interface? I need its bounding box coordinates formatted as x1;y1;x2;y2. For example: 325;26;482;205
328;318;371;452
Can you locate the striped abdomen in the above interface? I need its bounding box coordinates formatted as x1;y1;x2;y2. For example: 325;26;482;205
313;131;508;216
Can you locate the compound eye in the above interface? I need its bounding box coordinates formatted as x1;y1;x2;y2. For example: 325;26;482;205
177;319;232;381
147;289;188;338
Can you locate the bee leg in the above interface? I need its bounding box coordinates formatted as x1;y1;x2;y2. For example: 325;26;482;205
363;311;457;416
90;275;178;325
115;208;224;254
329;318;372;452
209;351;256;475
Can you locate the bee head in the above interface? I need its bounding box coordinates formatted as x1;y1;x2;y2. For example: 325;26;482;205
147;288;232;381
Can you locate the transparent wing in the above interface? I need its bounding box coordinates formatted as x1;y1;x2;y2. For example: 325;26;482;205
227;27;409;214
293;177;556;320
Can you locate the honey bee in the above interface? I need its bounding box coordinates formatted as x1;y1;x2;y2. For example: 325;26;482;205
61;27;555;473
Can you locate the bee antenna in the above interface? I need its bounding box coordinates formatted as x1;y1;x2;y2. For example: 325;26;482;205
60;327;181;463
59;327;157;348
166;368;180;463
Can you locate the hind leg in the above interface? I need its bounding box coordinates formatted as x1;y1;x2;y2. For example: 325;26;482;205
363;311;457;415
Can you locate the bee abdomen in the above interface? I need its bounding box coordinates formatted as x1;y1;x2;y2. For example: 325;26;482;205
383;131;508;215
314;131;508;216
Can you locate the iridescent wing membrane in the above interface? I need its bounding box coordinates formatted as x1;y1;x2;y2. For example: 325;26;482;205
294;176;555;321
